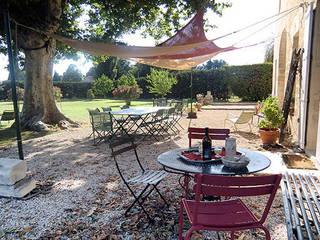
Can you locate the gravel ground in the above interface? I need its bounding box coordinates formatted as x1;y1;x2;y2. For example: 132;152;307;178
0;109;290;239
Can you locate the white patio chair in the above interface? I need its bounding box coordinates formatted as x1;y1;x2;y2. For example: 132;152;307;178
224;111;255;132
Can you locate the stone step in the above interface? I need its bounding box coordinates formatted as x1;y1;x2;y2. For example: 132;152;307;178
0;175;36;198
0;158;27;185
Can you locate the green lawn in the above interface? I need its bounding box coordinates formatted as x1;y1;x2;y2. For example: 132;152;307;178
0;98;153;145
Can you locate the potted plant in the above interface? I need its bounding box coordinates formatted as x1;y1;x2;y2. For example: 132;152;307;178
258;96;284;145
112;84;142;106
196;93;204;105
194;102;202;110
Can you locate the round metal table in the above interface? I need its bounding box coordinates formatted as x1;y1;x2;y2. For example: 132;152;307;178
157;148;271;175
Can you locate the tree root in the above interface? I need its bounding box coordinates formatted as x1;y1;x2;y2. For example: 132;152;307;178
21;115;80;132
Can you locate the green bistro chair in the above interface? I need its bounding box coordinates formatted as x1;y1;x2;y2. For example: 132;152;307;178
101;106;112;112
88;109;114;145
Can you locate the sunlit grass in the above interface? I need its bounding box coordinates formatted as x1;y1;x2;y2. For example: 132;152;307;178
0;98;153;145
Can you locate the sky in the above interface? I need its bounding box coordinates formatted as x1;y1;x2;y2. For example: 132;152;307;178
0;0;279;81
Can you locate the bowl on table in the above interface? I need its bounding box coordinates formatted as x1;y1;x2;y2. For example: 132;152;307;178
222;153;250;169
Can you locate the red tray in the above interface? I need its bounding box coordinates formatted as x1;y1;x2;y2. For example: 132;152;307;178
179;147;242;164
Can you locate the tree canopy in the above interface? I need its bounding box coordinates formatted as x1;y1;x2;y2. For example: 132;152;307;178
62;64;83;82
0;0;231;131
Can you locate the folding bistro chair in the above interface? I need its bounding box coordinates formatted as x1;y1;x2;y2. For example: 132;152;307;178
173;103;184;129
109;137;169;222
88;108;100;138
163;107;179;134
188;127;230;148
88;110;114;145
179;174;282;240
224;111;255;132
184;127;230;198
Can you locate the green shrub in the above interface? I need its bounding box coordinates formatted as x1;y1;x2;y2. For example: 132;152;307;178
93;74;114;97
53;82;93;99
87;89;95;99
146;69;177;97
117;73;137;87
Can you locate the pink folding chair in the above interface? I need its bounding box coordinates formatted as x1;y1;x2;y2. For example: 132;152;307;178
179;174;282;240
184;127;230;198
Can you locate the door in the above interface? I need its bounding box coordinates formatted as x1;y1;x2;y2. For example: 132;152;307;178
299;3;313;149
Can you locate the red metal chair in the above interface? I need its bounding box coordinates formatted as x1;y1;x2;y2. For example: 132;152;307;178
179;174;282;240
184;127;230;198
188;127;230;147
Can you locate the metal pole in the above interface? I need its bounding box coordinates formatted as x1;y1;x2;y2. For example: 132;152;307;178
3;10;24;160
190;69;193;112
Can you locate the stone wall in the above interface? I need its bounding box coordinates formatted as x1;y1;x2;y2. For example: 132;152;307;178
273;0;320;157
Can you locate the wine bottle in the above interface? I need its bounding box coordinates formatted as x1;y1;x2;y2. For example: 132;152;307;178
202;127;212;160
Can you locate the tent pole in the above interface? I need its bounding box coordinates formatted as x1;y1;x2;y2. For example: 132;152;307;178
190;69;193;112
3;10;24;160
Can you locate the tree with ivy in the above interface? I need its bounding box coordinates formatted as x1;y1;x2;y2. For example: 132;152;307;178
93;74;114;98
147;68;177;97
0;0;230;131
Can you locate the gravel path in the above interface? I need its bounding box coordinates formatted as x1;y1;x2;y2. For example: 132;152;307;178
0;109;290;239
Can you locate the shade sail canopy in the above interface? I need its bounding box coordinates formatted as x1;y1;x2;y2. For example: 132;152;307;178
54;9;237;70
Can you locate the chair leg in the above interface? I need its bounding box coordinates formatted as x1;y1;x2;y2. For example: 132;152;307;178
154;185;169;207
231;231;235;240
260;226;271;240
125;185;152;221
184;174;190;199
179;200;184;240
185;228;195;240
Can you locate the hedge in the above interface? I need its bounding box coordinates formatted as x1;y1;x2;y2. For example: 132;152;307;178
0;63;272;101
226;63;272;101
53;82;94;99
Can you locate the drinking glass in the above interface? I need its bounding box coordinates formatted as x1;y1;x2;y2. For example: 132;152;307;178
215;147;222;158
198;143;203;156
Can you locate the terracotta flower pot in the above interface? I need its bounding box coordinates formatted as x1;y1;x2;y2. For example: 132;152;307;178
259;128;280;145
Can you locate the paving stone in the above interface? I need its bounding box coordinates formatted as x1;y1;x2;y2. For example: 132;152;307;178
0;158;27;185
0;175;36;198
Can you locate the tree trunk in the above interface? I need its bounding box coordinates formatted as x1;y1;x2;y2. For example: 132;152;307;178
10;0;78;131
20;34;77;131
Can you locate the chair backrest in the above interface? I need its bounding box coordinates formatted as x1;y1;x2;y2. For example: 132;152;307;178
88;108;100;114
193;174;282;224
175;103;183;113
109;137;144;180
153;98;159;107
167;107;175;115
235;111;255;124
101;106;112;112
88;108;100;124
154;109;166;119
158;98;167;106
188;127;230;147
90;112;113;131
182;98;188;108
